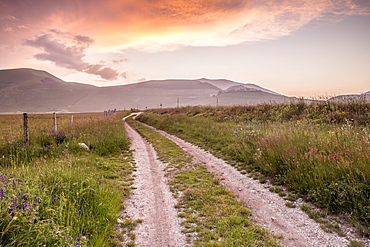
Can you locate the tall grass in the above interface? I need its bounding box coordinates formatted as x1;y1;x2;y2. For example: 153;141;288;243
0;113;134;246
137;101;370;236
0;112;104;144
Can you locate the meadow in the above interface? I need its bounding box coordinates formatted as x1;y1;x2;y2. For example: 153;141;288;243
0;112;136;246
136;101;370;237
0;112;105;144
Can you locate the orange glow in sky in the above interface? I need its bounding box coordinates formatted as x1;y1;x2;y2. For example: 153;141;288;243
0;0;369;96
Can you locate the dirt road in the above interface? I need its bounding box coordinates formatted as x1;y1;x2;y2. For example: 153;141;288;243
144;123;351;247
123;117;366;247
124;122;187;247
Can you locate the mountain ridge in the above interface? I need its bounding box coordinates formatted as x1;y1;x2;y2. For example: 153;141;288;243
1;68;368;113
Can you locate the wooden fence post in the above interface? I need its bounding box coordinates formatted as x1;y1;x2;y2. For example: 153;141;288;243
70;115;74;127
23;113;29;143
53;112;57;132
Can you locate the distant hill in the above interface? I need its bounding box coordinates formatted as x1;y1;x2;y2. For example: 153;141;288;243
6;68;365;113
0;68;97;113
328;91;370;102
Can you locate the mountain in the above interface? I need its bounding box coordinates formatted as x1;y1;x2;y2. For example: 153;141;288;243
199;78;283;95
328;91;370;102
0;68;97;113
1;68;297;113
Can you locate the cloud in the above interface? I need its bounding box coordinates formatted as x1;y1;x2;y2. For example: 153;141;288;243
3;0;370;51
25;32;119;80
113;58;128;64
120;72;127;79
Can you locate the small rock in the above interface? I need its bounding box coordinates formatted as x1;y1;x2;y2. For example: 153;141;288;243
78;143;89;150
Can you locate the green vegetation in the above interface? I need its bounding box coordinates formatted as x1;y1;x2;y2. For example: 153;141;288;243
348;240;366;247
0;112;105;144
0;113;135;246
137;101;370;236
127;119;281;246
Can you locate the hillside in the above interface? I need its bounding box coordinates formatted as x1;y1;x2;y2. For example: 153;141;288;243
0;68;300;113
328;91;370;102
2;68;368;114
0;68;97;113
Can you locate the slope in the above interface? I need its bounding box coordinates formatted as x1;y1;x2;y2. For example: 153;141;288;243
0;68;97;113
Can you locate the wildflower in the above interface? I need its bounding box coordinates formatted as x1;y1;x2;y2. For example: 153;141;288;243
12;180;17;189
8;208;15;217
41;145;51;151
33;196;42;204
76;209;81;214
0;189;4;199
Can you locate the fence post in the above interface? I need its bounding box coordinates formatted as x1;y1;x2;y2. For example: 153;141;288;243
70;115;74;127
53;112;57;132
23;113;29;143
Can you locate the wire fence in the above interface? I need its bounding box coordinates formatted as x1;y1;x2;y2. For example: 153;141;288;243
0;111;116;144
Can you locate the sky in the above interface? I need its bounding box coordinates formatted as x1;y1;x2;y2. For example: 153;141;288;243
0;0;369;97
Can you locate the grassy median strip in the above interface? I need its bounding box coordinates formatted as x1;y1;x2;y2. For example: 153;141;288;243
127;119;281;247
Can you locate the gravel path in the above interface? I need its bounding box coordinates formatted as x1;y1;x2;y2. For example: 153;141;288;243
123;122;187;247
139;122;354;247
123;113;368;247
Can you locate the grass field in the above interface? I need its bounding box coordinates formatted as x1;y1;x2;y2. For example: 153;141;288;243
0;112;105;144
1;101;369;245
137;101;370;237
0;112;136;246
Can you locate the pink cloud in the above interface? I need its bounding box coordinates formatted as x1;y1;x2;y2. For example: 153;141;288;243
2;0;369;50
25;32;119;80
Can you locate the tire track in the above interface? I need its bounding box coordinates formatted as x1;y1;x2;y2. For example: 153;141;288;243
138;121;351;247
123;121;187;247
